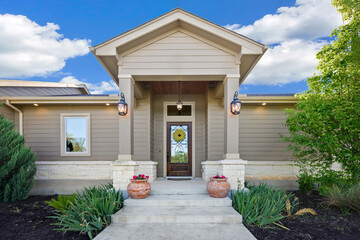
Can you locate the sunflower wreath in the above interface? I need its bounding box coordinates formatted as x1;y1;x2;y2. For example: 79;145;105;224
173;129;186;142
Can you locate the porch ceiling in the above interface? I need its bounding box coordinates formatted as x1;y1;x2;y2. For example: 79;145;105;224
144;81;214;94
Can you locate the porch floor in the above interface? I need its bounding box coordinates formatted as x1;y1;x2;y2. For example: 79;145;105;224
150;177;208;195
95;178;256;240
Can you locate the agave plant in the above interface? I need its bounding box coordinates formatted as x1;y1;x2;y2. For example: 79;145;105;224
232;183;318;229
46;194;78;213
50;184;124;239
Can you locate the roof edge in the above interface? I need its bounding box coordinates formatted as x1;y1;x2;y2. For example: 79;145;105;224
93;8;265;50
0;79;90;94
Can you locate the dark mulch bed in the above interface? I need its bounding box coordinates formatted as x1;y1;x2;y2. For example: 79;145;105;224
246;191;360;240
0;192;359;240
0;195;88;240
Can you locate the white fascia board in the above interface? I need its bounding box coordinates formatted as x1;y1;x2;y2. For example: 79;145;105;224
93;10;264;56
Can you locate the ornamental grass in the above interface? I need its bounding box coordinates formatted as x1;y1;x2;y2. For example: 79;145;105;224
232;183;316;229
49;184;123;239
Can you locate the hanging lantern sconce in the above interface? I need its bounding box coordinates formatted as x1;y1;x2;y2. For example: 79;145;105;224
230;91;242;115
117;92;128;116
176;81;183;111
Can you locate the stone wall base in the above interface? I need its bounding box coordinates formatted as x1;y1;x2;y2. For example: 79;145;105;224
245;161;299;181
113;160;158;190
35;160;158;192
35;161;113;180
201;159;247;189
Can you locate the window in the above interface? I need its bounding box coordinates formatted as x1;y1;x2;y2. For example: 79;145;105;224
167;105;192;116
61;113;90;156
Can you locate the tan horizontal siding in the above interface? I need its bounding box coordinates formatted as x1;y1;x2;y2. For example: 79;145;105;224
22;105;119;162
134;91;151;161
121;32;237;75
207;90;224;161
239;105;295;161
0;102;15;123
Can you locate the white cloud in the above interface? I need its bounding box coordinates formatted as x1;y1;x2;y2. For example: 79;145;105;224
226;0;342;45
60;76;118;94
0;14;90;78
246;39;327;85
226;0;343;85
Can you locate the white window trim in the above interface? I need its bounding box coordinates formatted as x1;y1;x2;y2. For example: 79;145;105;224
163;102;195;177
60;113;91;157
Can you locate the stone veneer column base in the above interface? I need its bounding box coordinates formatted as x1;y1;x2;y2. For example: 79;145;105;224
201;159;247;190
113;160;158;190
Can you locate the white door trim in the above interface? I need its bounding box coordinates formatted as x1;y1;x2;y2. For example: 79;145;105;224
163;101;195;177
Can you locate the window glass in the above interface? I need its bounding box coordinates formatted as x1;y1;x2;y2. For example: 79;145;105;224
167;105;191;116
65;117;87;153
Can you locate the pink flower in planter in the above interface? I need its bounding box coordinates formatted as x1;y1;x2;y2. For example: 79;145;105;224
133;175;137;180
141;174;145;178
222;175;226;179
146;176;149;179
215;175;220;178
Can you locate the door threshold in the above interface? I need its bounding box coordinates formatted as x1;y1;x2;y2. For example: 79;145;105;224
166;176;193;180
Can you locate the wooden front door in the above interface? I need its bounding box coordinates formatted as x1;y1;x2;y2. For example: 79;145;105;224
167;122;192;176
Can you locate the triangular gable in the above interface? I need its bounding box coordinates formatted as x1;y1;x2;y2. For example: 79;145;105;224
90;8;268;83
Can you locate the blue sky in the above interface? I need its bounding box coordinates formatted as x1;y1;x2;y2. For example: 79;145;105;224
0;0;342;94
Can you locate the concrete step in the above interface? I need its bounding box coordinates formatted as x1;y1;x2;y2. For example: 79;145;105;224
111;206;242;224
125;195;232;207
95;223;256;240
150;179;208;195
151;187;208;195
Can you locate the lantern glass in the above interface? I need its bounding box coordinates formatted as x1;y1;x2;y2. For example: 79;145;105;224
117;93;128;116
230;91;242;115
176;99;183;111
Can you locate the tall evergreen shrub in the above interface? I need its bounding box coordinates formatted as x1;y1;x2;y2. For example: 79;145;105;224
0;114;36;202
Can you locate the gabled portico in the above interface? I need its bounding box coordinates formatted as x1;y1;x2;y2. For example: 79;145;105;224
90;8;267;189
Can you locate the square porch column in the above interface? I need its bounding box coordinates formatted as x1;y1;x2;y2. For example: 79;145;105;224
113;75;136;190
223;74;246;189
224;74;240;160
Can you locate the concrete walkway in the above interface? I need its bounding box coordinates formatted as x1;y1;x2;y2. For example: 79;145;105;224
94;178;256;240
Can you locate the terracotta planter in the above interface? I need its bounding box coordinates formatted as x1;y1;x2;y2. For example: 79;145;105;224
127;179;151;199
207;178;231;198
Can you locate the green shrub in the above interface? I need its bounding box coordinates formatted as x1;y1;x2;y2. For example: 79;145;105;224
51;184;124;239
46;194;78;213
317;170;349;195
325;182;360;214
232;183;299;227
0;114;36;202
297;171;315;195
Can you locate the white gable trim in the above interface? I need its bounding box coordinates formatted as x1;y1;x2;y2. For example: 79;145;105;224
93;9;265;56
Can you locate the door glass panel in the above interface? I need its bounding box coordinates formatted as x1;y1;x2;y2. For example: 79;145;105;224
170;125;189;163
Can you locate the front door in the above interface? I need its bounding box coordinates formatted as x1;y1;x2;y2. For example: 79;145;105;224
167;122;192;176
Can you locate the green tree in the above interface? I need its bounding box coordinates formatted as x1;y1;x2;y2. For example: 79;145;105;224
283;0;360;183
0;114;36;202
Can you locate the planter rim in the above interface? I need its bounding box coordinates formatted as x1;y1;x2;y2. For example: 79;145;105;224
130;178;149;182
210;177;228;181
